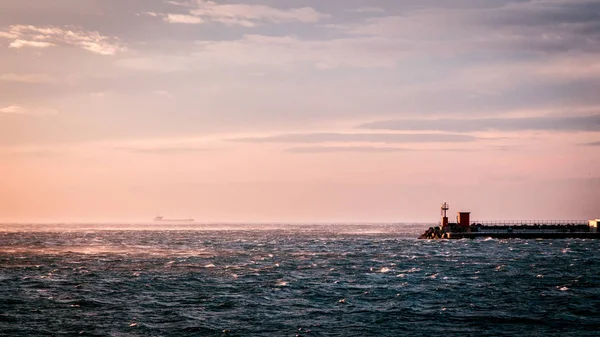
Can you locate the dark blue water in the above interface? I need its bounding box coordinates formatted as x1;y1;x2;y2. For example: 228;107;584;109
1;224;600;336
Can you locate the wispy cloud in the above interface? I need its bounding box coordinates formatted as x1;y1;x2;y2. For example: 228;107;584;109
155;0;330;26
359;114;600;133
285;146;412;154
121;1;600;75
0;73;58;84
9;39;55;48
117;34;405;72
163;14;204;24
114;146;209;154
0;105;21;114
285;146;501;154
0;105;58;116
153;90;174;98
331;0;600;57
346;7;385;13
90;92;108;98
5;148;64;158
0;31;18;39
229;133;477;144
196;34;401;69
581;141;600;146
0;25;125;55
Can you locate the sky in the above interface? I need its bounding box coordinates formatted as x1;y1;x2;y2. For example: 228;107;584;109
1;0;599;223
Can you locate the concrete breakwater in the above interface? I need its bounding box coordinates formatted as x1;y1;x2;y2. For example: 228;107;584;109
419;227;600;240
419;202;599;239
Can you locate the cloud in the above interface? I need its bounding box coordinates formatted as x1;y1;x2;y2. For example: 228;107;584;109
120;3;600;74
199;34;401;69
454;55;600;89
9;40;55;48
153;90;174;98
0;73;58;84
115;146;209;154
115;1;600;76
285;146;503;154
116;56;192;72
117;34;404;72
229;133;477;144
5;147;64;158
332;1;600;55
0;31;18;39
346;7;385;13
285;146;412;154
158;0;329;26
581;141;600;146
0;105;21;113
358;114;600;132
164;14;204;24
0;25;125;55
0;105;58;116
532;56;600;79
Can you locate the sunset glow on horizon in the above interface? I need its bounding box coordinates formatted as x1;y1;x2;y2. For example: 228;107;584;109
1;0;599;223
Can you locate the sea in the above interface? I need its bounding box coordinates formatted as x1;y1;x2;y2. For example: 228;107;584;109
1;223;599;336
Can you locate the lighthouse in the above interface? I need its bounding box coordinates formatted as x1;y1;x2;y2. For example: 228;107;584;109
441;202;449;227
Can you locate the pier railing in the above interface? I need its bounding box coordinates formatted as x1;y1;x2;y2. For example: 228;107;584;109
471;220;588;226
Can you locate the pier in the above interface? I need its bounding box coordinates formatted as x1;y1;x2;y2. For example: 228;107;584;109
419;203;599;239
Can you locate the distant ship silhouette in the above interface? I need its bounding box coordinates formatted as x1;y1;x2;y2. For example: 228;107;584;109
153;215;194;222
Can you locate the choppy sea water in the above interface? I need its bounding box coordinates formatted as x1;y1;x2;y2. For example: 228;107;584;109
1;223;599;336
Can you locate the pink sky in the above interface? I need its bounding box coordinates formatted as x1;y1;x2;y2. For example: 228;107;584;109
1;0;599;223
